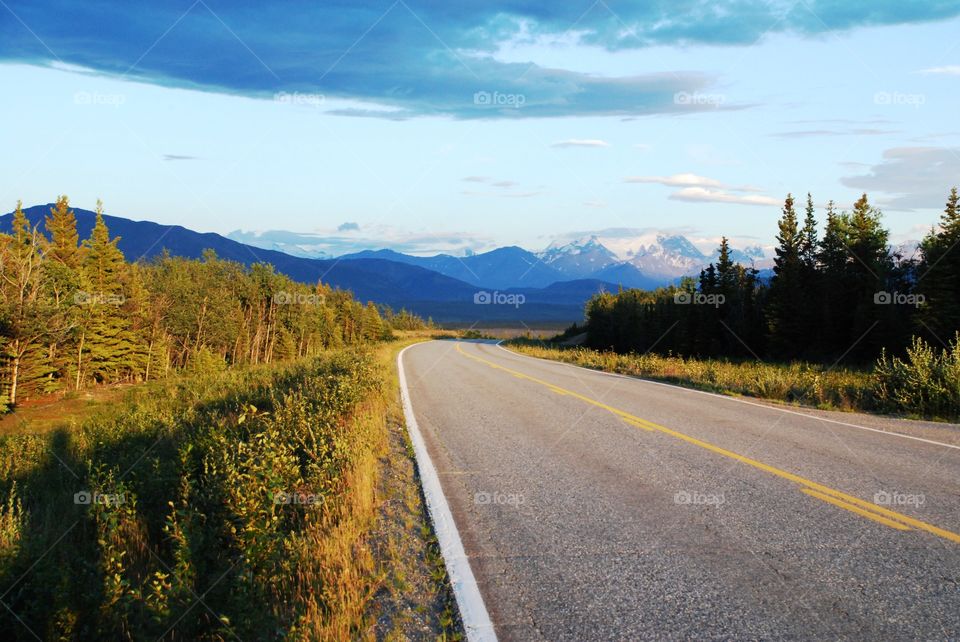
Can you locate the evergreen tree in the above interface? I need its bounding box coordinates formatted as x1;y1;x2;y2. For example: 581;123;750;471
799;193;819;270
917;187;960;340
44;195;80;268
0;202;56;404
75;202;136;385
767;194;805;357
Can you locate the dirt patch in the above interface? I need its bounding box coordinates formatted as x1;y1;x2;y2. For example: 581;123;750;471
0;383;142;437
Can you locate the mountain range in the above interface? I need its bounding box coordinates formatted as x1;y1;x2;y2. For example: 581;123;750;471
2;204;771;325
231;229;773;289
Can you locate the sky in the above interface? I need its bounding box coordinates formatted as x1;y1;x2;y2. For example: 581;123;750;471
1;0;959;257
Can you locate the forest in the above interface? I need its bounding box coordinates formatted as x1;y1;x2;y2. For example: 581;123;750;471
0;196;407;412
583;189;960;364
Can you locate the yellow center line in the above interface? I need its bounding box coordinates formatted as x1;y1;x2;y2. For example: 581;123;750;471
456;342;960;544
801;488;911;531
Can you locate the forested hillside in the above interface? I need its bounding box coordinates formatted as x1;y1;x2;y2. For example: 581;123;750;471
0;197;392;411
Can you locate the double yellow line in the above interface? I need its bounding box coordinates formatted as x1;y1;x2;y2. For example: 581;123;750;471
456;343;960;544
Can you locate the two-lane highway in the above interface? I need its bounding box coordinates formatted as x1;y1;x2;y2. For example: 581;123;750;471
401;339;960;640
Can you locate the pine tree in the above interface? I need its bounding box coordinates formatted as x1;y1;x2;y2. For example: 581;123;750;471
75;202;136;385
767;194;805;357
0;202;57;405
799;193;818;270
361;301;385;341
917;187;960;340
44;195;80;268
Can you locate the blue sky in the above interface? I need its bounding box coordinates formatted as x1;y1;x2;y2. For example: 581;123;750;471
1;0;958;256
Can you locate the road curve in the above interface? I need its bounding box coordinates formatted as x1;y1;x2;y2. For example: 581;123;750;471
401;339;960;641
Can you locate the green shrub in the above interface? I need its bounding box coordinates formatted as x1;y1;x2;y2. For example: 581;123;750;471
875;334;960;418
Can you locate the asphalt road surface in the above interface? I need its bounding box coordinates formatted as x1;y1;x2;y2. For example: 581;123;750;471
401;339;960;641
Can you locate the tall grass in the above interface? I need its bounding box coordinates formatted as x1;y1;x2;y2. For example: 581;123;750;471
0;349;388;639
508;336;960;421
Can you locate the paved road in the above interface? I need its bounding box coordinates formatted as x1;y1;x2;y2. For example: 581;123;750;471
401;340;960;641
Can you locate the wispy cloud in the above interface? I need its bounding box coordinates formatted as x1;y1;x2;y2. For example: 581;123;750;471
624;173;723;188
228;225;497;257
551;139;610;148
669;187;780;207
841;146;960;209
624;173;776;204
337;221;359;232
770;128;899;138
918;65;960;75
163;154;197;161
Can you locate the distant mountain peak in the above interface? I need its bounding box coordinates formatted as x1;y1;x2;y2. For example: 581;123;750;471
538;235;619;277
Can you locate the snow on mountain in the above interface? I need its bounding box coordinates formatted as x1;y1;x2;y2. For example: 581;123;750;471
624;235;709;280
892;240;922;263
538;235;619;277
540;232;771;282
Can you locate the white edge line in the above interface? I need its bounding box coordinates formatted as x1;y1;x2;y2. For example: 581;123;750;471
398;343;497;642
494;341;960;452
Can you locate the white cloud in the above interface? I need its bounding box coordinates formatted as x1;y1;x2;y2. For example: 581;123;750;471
551;139;611;148
670;187;780;206
919;65;960;75
624;173;723;188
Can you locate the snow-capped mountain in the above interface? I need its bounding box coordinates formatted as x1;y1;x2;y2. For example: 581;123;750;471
230;226;774;289
538;235;620;277
625;235;709;280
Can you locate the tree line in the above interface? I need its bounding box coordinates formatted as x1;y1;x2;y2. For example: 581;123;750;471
0;197;401;411
583;189;960;363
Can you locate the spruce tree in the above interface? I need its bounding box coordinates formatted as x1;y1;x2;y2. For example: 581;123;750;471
767;194;805;357
799;193;818;270
0;202;56;404
76;202;135;385
917;187;960;340
44;195;80;268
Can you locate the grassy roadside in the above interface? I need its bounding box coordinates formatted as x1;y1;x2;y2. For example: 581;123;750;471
504;340;960;422
0;336;465;640
365;336;464;640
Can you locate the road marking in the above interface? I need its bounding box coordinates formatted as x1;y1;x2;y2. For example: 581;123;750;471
456;342;960;545
801;488;911;531
494;342;960;452
399;344;497;641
